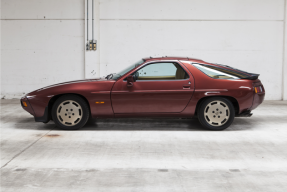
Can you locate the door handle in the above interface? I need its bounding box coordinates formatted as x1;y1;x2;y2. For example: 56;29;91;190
127;82;133;87
183;85;190;89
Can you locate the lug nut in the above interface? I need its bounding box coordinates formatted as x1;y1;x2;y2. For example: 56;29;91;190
69;116;71;118
218;116;220;118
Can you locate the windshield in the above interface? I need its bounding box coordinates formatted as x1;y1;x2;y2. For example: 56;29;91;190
110;59;145;80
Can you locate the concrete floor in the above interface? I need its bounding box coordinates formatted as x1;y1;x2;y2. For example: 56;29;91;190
1;99;287;192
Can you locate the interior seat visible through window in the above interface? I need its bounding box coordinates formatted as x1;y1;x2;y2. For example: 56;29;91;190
175;64;187;79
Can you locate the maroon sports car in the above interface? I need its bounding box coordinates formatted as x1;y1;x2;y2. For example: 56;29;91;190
21;57;265;130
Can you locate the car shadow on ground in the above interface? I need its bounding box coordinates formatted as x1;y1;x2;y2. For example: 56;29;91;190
12;117;208;131
83;118;206;131
10;116;260;132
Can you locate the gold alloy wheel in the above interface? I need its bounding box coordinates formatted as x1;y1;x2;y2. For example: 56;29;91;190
56;100;83;126
204;100;230;127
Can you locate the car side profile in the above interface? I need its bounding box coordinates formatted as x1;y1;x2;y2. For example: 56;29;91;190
21;57;265;130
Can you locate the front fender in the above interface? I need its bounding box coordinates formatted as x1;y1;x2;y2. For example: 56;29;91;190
26;79;116;119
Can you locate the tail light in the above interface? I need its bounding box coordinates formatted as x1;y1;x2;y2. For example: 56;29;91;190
254;86;264;93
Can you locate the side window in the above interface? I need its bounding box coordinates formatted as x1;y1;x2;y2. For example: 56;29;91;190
193;64;248;79
136;62;188;80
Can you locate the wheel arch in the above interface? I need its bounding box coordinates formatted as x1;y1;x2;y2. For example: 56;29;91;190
48;93;91;120
195;96;239;116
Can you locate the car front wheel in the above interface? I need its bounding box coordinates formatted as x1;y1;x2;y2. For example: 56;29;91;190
198;97;235;131
52;95;90;130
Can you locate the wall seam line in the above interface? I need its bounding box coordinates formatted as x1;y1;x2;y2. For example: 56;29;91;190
1;19;282;22
84;0;87;79
99;19;284;22
1;19;84;20
99;0;101;77
283;0;286;100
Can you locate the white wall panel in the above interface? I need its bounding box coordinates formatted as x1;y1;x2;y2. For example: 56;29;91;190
100;20;283;100
1;0;286;100
100;0;284;20
1;20;84;98
1;0;84;19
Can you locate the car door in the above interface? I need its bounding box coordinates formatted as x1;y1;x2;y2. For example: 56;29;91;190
111;61;194;113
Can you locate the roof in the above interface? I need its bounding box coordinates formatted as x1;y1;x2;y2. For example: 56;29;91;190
143;56;204;62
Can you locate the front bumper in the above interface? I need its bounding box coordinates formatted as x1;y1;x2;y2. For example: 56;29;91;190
34;106;49;123
20;96;35;116
20;96;49;123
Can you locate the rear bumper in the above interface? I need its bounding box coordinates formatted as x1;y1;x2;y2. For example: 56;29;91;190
249;80;265;111
250;92;265;111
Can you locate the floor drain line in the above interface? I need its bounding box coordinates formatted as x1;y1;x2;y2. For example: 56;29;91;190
1;129;52;169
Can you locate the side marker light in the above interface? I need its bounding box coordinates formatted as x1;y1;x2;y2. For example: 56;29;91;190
22;101;28;107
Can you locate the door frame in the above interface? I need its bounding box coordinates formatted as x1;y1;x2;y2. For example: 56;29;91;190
111;59;195;116
118;60;194;82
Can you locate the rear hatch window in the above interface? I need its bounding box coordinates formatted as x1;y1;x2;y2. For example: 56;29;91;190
193;63;259;80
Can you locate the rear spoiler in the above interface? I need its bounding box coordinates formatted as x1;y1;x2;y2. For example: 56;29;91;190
211;63;260;80
192;62;260;80
243;73;259;80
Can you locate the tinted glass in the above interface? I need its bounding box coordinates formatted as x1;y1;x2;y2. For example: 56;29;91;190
111;59;144;80
193;64;249;79
136;63;188;80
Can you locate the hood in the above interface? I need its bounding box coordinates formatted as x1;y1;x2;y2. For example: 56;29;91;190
30;78;104;93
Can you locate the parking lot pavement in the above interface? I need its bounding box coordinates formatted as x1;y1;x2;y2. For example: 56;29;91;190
1;99;287;192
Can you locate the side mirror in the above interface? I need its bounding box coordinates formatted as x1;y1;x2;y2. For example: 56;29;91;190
127;75;134;87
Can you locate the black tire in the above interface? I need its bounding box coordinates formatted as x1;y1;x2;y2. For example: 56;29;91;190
197;97;235;131
52;94;90;130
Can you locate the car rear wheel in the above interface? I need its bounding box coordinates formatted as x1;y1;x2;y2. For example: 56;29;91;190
52;95;90;130
198;97;235;131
